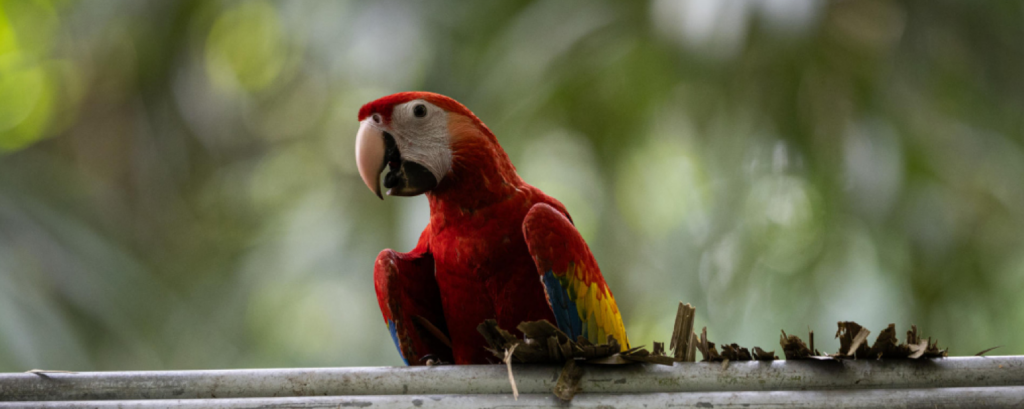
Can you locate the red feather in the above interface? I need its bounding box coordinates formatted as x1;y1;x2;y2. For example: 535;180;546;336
358;92;479;126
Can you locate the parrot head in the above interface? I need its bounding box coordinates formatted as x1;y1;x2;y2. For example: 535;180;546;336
355;92;488;199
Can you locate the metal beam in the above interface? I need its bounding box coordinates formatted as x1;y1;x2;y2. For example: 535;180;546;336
0;387;1022;408
2;356;1022;402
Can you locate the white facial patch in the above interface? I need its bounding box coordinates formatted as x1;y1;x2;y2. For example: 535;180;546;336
387;99;453;183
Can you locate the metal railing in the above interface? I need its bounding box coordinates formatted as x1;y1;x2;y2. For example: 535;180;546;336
1;356;1022;408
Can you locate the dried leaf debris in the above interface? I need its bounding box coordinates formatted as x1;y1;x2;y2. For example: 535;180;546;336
477;319;621;364
478;302;948;402
697;330;777;363
781;322;948;360
502;343;519;400
671;302;697;361
552;360;583;401
780;329;813;360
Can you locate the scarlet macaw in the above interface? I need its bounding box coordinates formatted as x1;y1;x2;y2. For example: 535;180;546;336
355;92;628;364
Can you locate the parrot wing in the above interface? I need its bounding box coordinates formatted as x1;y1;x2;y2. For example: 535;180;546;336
374;229;453;365
522;202;629;350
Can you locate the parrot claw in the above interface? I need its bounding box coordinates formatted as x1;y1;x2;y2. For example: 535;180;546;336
419;354;447;366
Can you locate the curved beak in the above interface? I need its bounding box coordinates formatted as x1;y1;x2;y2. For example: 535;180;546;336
355;120;440;199
355;121;385;199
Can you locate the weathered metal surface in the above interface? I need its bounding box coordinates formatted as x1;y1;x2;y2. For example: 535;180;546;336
0;386;1022;408
1;356;1021;402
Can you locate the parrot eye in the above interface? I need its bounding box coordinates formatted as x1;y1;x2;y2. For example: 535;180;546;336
413;104;427;118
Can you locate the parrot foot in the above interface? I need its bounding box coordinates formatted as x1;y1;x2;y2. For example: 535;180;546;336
419;354;447;366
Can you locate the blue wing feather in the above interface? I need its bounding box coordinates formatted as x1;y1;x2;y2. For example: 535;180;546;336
386;320;408;365
541;270;585;340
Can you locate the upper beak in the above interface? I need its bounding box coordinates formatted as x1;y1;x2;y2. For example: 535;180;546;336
355;120;385;199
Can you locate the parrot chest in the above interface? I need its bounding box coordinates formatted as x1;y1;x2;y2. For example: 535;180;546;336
430;208;530;282
427;196;549;310
424;189;562;362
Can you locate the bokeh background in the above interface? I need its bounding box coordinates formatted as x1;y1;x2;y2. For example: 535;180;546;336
1;0;1023;371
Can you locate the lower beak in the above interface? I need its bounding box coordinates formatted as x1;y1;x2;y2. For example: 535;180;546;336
355;121;440;199
355;121;385;199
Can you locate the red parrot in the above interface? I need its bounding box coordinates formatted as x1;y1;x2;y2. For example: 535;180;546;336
355;92;628;365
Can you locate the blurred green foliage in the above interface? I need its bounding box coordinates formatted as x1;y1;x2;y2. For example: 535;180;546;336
1;0;1023;370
